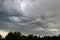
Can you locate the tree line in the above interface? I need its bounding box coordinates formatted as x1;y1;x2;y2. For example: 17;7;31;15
0;32;60;40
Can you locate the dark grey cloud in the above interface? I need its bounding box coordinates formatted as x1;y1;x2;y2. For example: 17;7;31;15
0;0;60;36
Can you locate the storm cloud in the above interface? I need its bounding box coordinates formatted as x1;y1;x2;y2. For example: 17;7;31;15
0;0;60;36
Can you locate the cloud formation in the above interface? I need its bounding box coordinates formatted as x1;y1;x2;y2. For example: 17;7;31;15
0;0;60;36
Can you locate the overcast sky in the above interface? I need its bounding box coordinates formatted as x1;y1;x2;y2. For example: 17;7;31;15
0;0;60;36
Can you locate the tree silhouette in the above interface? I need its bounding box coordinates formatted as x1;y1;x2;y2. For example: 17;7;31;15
5;32;22;40
0;35;1;40
0;32;60;40
0;34;4;40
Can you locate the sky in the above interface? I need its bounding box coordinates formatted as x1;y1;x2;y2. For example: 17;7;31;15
0;0;60;37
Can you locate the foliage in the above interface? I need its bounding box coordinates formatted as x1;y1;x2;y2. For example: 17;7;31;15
0;32;60;40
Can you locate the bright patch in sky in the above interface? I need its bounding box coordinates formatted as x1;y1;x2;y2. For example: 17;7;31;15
21;1;27;12
0;30;8;37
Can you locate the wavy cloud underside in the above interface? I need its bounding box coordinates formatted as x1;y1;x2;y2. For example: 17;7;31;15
0;0;60;36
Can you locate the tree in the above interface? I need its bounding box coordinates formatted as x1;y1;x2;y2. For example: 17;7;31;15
5;32;22;40
5;32;13;40
0;34;2;40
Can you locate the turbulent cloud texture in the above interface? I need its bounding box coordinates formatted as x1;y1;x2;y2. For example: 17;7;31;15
0;0;60;36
